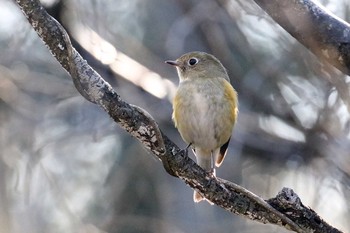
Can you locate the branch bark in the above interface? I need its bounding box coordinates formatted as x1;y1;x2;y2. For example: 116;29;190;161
253;0;350;76
13;0;343;232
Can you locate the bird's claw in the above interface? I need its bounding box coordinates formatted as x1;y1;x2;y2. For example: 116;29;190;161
209;167;216;177
176;143;192;157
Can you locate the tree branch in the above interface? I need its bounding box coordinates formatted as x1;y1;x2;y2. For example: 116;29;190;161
13;0;342;232
253;0;350;76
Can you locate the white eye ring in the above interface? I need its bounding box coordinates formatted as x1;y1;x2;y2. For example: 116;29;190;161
188;57;199;66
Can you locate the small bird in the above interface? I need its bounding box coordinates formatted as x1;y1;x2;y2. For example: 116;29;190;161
166;51;238;203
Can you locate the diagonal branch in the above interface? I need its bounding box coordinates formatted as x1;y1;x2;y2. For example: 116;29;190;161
13;0;342;232
252;0;350;114
253;0;350;76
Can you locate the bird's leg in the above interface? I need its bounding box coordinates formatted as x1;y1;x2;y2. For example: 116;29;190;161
209;152;216;177
176;143;192;157
185;143;192;155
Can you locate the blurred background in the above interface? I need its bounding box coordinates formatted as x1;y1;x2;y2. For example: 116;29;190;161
0;0;349;232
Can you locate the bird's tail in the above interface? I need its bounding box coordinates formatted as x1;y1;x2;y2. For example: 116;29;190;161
193;148;212;203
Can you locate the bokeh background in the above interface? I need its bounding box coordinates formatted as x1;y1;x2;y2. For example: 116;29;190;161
0;0;349;232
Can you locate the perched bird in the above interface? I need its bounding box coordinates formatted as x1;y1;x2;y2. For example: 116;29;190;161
166;51;238;203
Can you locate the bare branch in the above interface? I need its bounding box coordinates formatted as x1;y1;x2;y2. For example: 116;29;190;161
267;188;342;233
13;0;343;232
253;0;350;76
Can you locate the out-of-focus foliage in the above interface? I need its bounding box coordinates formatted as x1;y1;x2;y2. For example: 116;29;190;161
0;0;349;232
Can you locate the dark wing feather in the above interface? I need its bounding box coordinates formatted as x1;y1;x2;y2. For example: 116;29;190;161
215;137;231;167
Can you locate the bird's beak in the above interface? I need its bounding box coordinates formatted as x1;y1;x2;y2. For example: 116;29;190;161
165;60;180;66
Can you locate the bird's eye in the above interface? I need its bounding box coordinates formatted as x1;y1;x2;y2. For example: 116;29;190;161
188;58;199;66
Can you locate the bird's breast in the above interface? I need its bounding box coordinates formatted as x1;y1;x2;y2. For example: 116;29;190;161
173;78;236;150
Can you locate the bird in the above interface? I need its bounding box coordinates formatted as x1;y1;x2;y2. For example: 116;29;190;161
165;51;238;203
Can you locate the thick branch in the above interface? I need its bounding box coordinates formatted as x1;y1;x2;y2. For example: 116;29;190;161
253;0;350;75
267;188;342;233
14;0;342;232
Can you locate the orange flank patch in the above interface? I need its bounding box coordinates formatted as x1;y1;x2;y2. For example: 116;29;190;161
172;93;181;128
223;79;238;125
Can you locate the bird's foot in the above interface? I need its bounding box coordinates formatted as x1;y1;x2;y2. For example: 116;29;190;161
176;143;192;157
209;167;216;177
